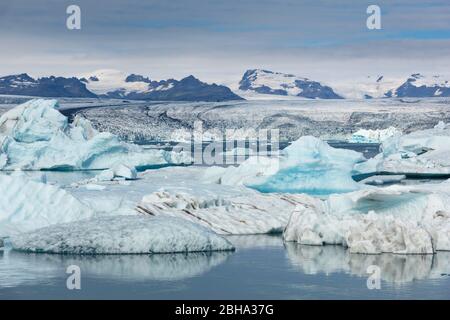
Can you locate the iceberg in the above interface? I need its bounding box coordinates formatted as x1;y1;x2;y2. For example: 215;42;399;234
283;181;450;254
11;215;234;254
358;122;450;175
0;99;191;170
0;174;94;237
207;136;365;195
349;127;400;143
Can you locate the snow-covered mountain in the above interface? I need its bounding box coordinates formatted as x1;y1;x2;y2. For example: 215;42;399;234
81;69;243;102
0;73;97;98
238;69;343;99
331;75;404;99
386;73;450;98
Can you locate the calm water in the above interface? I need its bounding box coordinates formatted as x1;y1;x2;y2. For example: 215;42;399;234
1;235;449;300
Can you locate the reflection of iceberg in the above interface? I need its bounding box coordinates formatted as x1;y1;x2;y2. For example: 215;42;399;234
0;99;190;170
0;248;231;287
285;243;450;284
11;215;234;254
206;136;365;195
283;182;450;254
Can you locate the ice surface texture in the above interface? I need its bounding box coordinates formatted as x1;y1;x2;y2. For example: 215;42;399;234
11;215;234;254
0;174;94;237
0;99;190;170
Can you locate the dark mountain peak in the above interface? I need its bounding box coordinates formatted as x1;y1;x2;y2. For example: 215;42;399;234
125;74;152;83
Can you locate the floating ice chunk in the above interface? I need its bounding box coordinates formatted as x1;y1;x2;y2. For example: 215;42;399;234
0;174;94;237
11;215;234;254
283;183;450;254
360;174;406;185
367;122;450;175
349;127;400;143
210;136;365;195
96;169;115;181
0;99;191;170
111;163;137;180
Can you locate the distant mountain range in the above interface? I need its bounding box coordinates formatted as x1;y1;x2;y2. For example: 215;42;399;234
238;69;450;99
0;71;242;102
1;69;450;101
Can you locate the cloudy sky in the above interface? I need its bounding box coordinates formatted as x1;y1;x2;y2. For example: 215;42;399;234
1;0;450;86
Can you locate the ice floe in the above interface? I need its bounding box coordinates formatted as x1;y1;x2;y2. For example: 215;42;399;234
206;136;365;195
11;215;234;254
0;174;94;237
283;182;450;254
0;99;191;170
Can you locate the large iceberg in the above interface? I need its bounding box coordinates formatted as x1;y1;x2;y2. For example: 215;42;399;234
11;215;234;254
283;181;450;254
0;174;94;237
0;99;191;170
356;122;450;175
206;136;365;195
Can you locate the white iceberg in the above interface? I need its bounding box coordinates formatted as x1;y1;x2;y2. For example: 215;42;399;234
349;127;400;143
206;136;365;195
283;181;450;254
0;174;94;237
11;215;234;254
0;99;191;170
358;122;450;175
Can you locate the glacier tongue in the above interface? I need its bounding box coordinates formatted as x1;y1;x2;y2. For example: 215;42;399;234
10;215;234;254
0;99;191;170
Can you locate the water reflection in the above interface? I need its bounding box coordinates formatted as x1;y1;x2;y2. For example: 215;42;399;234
285;243;450;284
0;249;232;288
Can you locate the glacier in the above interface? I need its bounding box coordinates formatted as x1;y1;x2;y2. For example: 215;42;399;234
206;136;365;195
10;215;234;254
0;99;191;170
283;181;450;254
